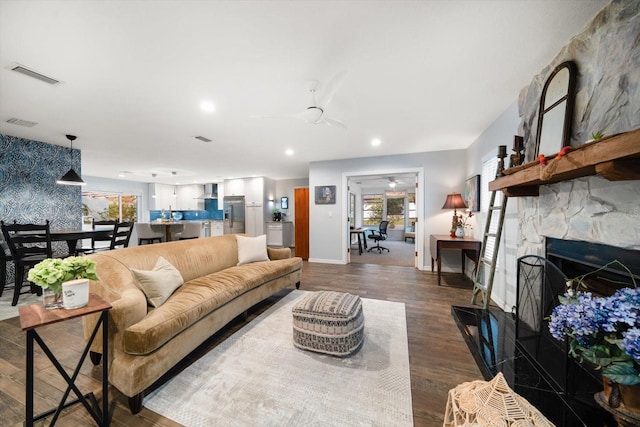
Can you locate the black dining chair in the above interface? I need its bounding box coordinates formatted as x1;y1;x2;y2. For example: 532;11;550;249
367;220;390;253
76;220;118;255
108;222;134;250
0;240;11;298
1;220;53;306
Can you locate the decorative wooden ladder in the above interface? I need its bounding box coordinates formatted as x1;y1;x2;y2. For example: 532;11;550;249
471;149;509;309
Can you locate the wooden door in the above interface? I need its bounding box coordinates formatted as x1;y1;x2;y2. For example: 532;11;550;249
294;187;309;259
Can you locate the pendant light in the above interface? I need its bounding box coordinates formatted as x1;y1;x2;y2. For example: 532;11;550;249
57;134;86;186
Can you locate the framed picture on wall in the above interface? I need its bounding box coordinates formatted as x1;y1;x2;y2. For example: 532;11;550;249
464;175;480;212
315;185;336;204
281;197;288;210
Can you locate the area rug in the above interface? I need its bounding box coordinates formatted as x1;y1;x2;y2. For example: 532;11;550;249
144;290;413;426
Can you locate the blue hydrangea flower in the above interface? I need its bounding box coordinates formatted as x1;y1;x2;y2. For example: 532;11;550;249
622;327;640;360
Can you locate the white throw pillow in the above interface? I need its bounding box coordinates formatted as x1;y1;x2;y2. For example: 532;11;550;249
236;234;270;265
131;256;184;307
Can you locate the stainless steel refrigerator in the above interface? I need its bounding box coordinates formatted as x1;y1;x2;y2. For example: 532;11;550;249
223;196;245;234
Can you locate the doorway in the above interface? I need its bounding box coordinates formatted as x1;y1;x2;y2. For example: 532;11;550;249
343;169;423;269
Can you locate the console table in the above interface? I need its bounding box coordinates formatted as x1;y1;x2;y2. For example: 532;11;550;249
19;294;112;426
430;234;481;285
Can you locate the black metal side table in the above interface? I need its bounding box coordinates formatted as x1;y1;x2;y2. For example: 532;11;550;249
19;294;112;426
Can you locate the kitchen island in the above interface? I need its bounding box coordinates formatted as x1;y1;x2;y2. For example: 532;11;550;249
145;220;224;242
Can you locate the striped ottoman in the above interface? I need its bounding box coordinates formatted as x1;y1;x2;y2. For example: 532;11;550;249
292;291;365;356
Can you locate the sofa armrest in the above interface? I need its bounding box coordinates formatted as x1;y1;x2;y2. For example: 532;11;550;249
267;247;291;260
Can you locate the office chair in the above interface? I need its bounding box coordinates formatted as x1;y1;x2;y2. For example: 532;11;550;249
368;220;390;253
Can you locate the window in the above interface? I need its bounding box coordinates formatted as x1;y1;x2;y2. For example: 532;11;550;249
82;192;138;223
385;190;405;229
362;194;383;226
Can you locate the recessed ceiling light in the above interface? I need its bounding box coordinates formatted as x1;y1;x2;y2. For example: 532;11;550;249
371;138;381;147
200;101;215;113
118;172;126;177
285;149;294;156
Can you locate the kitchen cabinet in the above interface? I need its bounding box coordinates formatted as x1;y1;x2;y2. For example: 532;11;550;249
266;222;293;247
211;220;224;237
149;183;176;211
244;177;264;204
176;184;202;210
216;183;224;201
245;203;263;237
224;179;245;197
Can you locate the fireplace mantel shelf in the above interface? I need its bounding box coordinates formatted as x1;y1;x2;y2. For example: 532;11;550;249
489;127;640;197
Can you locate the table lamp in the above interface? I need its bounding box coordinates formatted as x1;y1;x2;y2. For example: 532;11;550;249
442;193;468;237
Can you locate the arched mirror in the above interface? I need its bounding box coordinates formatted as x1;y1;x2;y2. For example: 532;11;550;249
535;61;577;158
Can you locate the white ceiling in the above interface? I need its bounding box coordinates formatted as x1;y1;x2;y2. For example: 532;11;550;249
0;0;609;185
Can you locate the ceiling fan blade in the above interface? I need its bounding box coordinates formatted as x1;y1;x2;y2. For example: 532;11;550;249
321;117;347;130
319;70;348;108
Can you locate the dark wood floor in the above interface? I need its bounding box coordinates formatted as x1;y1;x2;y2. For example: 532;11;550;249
0;262;482;427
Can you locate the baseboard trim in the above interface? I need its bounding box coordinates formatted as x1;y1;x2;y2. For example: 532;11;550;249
308;258;346;265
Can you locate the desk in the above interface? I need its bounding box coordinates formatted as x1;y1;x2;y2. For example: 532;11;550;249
19;294;112;426
350;228;368;255
430;234;481;285
51;229;112;256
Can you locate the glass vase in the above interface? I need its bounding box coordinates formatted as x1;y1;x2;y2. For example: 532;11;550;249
42;287;64;310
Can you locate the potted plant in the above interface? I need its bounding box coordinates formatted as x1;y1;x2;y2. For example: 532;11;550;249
549;261;640;413
27;256;99;309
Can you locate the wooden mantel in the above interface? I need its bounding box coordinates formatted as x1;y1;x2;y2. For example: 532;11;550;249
489;127;640;197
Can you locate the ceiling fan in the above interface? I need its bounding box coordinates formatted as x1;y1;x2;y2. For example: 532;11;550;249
255;70;348;129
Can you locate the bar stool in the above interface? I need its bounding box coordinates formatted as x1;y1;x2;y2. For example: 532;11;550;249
135;223;164;245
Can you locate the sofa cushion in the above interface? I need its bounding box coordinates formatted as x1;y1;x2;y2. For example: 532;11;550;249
236;234;269;265
130;256;184;308
123;257;302;355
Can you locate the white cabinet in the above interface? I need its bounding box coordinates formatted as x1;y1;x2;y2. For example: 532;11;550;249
149;183;175;211
224;179;245;196
216;183;224;201
266;222;293;247
150;184;203;211
245;203;264;237
176;184;202;210
244;177;264;204
211;220;224;237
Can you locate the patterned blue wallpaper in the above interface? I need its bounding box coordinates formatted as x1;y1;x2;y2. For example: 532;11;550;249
1;134;83;283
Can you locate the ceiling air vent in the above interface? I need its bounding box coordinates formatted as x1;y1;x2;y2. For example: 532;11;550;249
194;135;212;143
6;117;38;127
10;64;59;85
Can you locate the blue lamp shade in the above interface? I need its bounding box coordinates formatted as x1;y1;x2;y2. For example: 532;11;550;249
57;168;86;186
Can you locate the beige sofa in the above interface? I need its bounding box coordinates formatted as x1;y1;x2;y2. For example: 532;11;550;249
82;234;302;413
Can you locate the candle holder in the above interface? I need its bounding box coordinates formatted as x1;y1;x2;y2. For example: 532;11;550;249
497;145;507;176
509;136;525;168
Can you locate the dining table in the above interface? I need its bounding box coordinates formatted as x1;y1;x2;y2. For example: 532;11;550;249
50;229;112;256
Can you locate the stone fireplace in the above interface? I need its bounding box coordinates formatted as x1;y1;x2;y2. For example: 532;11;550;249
515;0;640;259
453;2;640;424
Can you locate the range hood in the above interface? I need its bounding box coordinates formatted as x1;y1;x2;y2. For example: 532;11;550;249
197;183;218;199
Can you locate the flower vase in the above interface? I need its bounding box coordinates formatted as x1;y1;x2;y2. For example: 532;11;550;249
42;287;64;310
62;278;90;309
603;377;640;415
455;226;465;238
